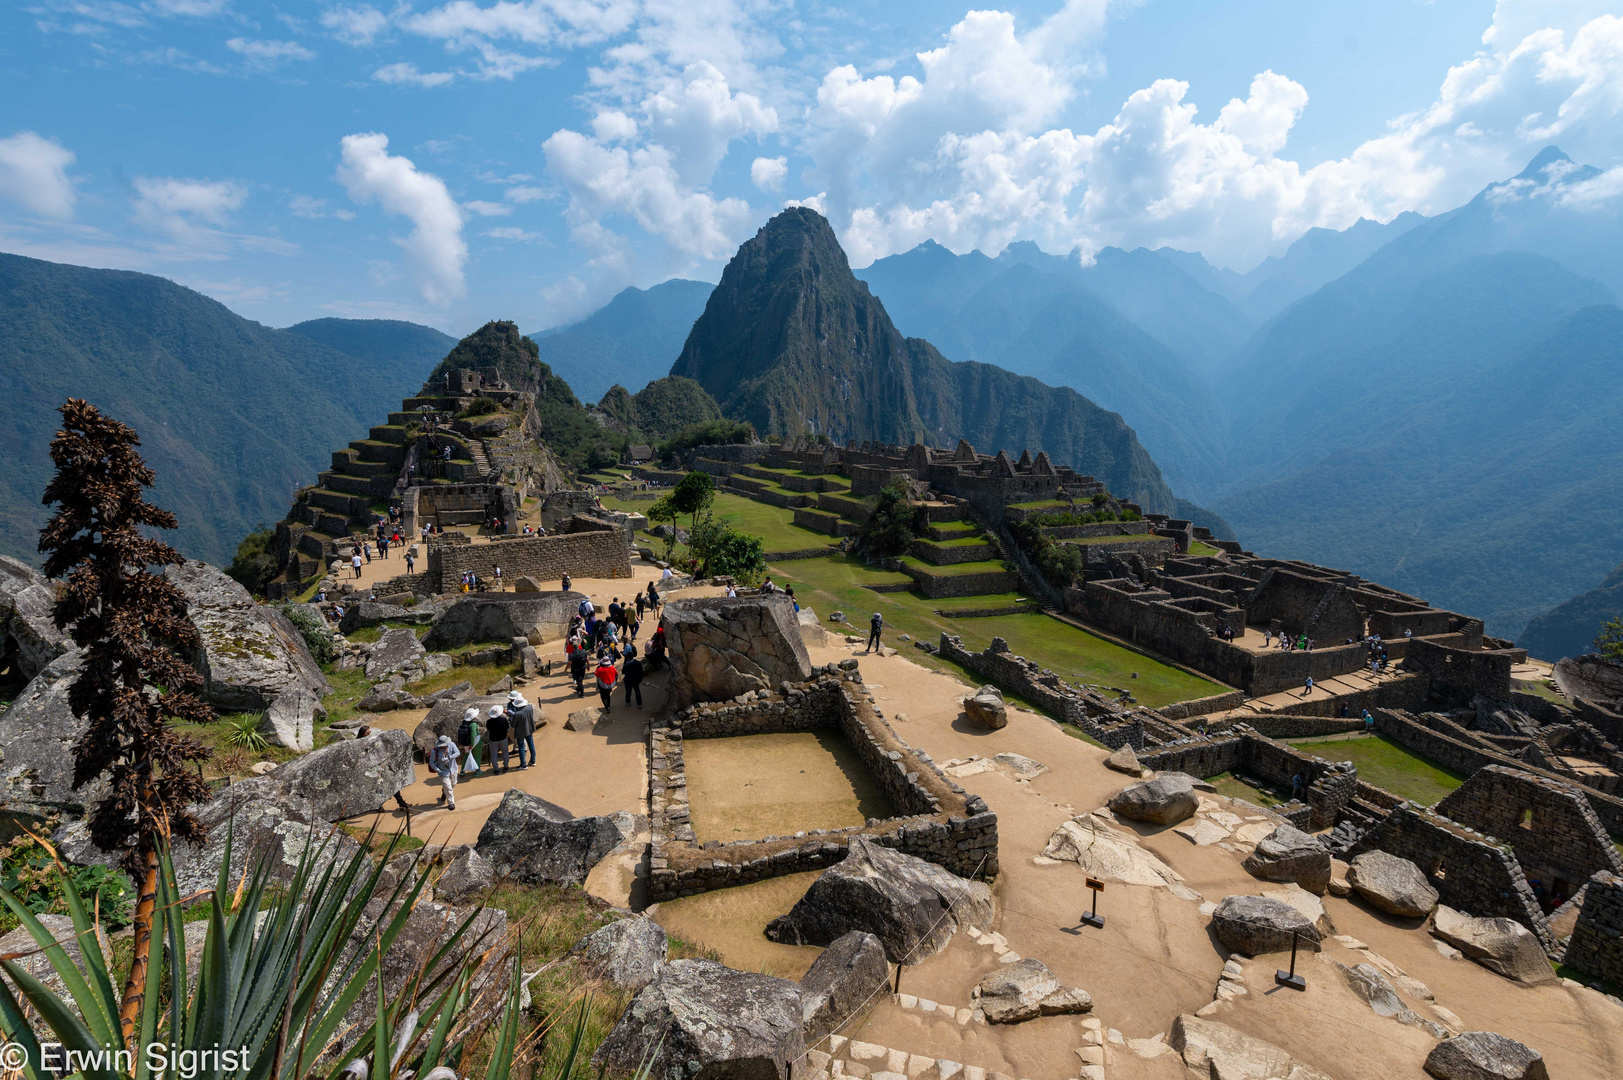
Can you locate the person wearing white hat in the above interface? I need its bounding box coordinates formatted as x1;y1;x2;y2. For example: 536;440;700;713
486;703;512;774
506;690;537;769
431;731;461;810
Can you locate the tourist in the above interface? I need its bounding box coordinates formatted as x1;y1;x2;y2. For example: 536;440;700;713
1291;772;1307;801
1304;674;1314;696
562;571;572;591
1264;629;1272;648
595;652;618;710
315;588;325;602
1363;708;1375;730
579;596;594;619
628;610;641;641
569;637;589;697
363;542;372;564
762;576;775;593
623;650;645;708
379;536;389;559
635;591;647;620
457;707;483;776
1404;628;1413;640
351;552;363;579
608;597;622;628
486;704;511;774
868;611;883;652
660;565;673;581
493;564;503;590
726;583;737;598
507;690;537;768
405;550;415;574
431;733;460;811
646;625;667;670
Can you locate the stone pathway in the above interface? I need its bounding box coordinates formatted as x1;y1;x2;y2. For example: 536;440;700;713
814;1012;1116;1080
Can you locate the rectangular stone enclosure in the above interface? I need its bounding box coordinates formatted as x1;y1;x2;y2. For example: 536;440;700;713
648;666;998;901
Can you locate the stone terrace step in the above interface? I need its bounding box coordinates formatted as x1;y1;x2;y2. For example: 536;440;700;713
320;471;392;498
347;440;407;468
330;448;359;471
342;458;399;479
910;538;999;565
369;424;409;445
305;487;363;514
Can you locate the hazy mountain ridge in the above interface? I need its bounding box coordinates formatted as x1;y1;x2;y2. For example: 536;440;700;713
525;279;713;403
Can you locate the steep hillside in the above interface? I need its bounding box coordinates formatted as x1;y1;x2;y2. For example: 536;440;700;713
673;208;1180;513
284;318;456;369
596;375;723;441
1520;561;1623;662
0;253;438;567
526;279;713;402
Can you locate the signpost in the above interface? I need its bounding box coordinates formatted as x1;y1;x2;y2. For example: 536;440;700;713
1080;878;1106;929
1275;930;1306;990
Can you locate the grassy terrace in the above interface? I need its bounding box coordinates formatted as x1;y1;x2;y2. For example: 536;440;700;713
770;556;1219;708
1064;533;1157;545
600;490;837;555
1189;540;1222;557
747;465;851;488
898;555;1012;576
1287;733;1468;806
917;534;992;548
1515;677;1566;704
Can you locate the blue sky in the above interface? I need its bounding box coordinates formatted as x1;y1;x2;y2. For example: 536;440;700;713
3;0;1622;336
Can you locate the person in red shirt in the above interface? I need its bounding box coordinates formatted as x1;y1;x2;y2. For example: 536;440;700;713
594;652;618;711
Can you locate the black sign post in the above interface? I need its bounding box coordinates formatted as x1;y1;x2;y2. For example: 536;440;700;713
1275;930;1306;990
1080;878;1106;929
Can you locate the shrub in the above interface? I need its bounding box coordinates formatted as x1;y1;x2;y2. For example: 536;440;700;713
457;395;502;418
277;601;339;665
687;515;766;582
227;524;280;595
856;482;916;557
0;831;134;935
658;418;756;457
670;471;716;528
1595;617;1623;662
220;712;271;752
1011;519;1085;589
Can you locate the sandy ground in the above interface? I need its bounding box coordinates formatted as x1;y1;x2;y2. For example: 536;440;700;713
648;637;1623;1080
685;730;895;843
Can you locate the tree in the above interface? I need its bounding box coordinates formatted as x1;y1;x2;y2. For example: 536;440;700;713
856;482;917;558
687;516;766;582
645;495;681;560
670;471;716;531
1595;616;1623;662
225;524;278;595
36;399;214;1046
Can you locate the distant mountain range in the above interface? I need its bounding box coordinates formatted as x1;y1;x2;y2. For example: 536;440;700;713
1520;560;1623;663
524;279;713;403
0;253;450;567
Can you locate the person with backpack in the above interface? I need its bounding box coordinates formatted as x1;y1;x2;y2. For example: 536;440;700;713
507;690;537;768
622;651;645;708
635;591;647;621
405;549;416;574
485;704;511;774
456;707;483;775
569;636;589;697
867;611;883;652
561;571;572;591
431;733;460;810
595;652;618;711
646;582;660;613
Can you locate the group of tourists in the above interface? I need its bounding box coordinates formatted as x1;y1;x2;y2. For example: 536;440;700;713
429;689;539;810
1262;629;1316;652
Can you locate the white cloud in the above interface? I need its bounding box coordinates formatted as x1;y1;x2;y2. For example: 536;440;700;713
0;132;77;219
131;176;247;245
321;4;388;45
464;199;511;216
506;184;549;202
592;110;637;142
226;37;317;67
336;131;467;304
400;0;636;79
148;0;229;14
750;155;786;192
484;226;541;240
640;61;776;185
289;194;356;220
374;62;456;87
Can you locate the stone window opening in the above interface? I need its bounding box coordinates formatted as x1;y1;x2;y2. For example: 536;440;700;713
1430;856;1447;882
1519;807;1534;830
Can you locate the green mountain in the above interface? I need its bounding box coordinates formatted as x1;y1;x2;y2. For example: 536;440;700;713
672;208;1180;513
285;317;456;369
526;279;713;402
0;253;440;568
1520;561;1623;662
596;375;723;442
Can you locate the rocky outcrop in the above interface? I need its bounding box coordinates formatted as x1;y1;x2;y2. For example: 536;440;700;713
166;560;328;733
961;685;1008;730
364;628;427;680
1039;815;1200;900
422;592;581;650
1242;825;1331;895
974;958;1091;1023
263;729;415;821
1104;744;1142;775
571;917;669;993
433;847;495;904
593;960;804;1080
1348;851;1439;918
663;596;812;707
0;555;71;680
799;931;889;1044
1209;894;1323;956
0;652;98;813
475;789;634;887
1424;1031;1549;1080
764;836;993;961
338;602;434;634
0;913;110;1004
1429;906;1555;985
1552;654;1623;704
1108;774;1197;826
1170;1015;1333;1080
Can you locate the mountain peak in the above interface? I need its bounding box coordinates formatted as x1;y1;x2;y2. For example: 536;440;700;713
1516;145;1571;181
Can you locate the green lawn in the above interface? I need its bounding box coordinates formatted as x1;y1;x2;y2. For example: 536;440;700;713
1189;540;1222;557
1287;734;1467;806
1208;771;1286;808
1515;678;1566;704
1064;533;1157;545
917;535;993;548
600;491;836;554
898;555;1012;577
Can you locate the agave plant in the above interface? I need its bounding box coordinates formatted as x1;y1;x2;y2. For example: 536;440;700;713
219;714;271;754
0;826;534;1080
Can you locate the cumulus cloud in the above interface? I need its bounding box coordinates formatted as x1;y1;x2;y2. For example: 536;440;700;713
640;62;776;184
374;62;456;87
592;110;638;142
321;3;389;45
131;176;247;245
226;37;317;68
0;131;77;219
751;155;787;192
337;132;467;304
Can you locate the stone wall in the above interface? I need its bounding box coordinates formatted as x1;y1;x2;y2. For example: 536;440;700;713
937;633;1145;748
1432;765;1623;900
1203;714;1368;739
663;595;813;708
647;669;998;900
1349;805;1554;951
426;516;630;592
1247;570;1363;641
905;567;1021;599
1564;871;1623;987
1403;638;1518;705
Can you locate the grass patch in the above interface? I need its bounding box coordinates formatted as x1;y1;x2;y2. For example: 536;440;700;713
1063;533;1157;546
602;491;835;553
322;666;373;729
897;556;1012;577
928;591;1031;611
1516;678;1566;704
915;535;992;549
1209;770;1286;808
408;659;522;698
1287;733;1467;806
1189;540;1222;557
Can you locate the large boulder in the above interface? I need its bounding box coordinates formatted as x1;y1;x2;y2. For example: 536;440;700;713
571;916;669;993
0;555;72;680
1170;1015;1333;1080
974;957;1091;1023
593;960;804;1080
1424;1032;1549;1080
0;913;110;1004
433;847;495;904
1552;654;1623;704
422;592;581;650
260;685;318;750
166;560;328;721
1242;825;1331;895
1108;773;1198;826
413;693;509;755
339;602;434;634
1429;906;1555;985
262;729;415;820
365;628;426;680
764;836;993;962
1348;850;1439;917
663;596;812;707
799;931;889;1044
1209;894;1324;956
0;651;99;814
475;789;634;887
961;685;1008;730
1039;815;1199;899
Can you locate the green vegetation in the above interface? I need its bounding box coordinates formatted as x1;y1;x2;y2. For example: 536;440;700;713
1595;616;1623;662
277;600;339;663
897;556;1013;577
219;711;271;752
0;830;135;934
855;482;917;557
1025;507;1141;526
1288;733;1468;805
1189;540;1222;557
659;418;757;458
1516;678;1566;704
1066;532;1156;545
1208;771;1286;808
597;375;724;441
687;516;766;582
1010;518;1083;588
226;524;279;594
457;395;503;418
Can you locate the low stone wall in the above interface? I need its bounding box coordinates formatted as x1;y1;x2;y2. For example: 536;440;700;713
793;508;859;537
910;539;998;565
1403;638;1519;705
647;669;998;900
906;567;1020;598
937;633;1144;748
1156;689;1248;719
1565;871;1623;987
426;515;630;592
1203;714;1367;739
1350;805;1555;951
